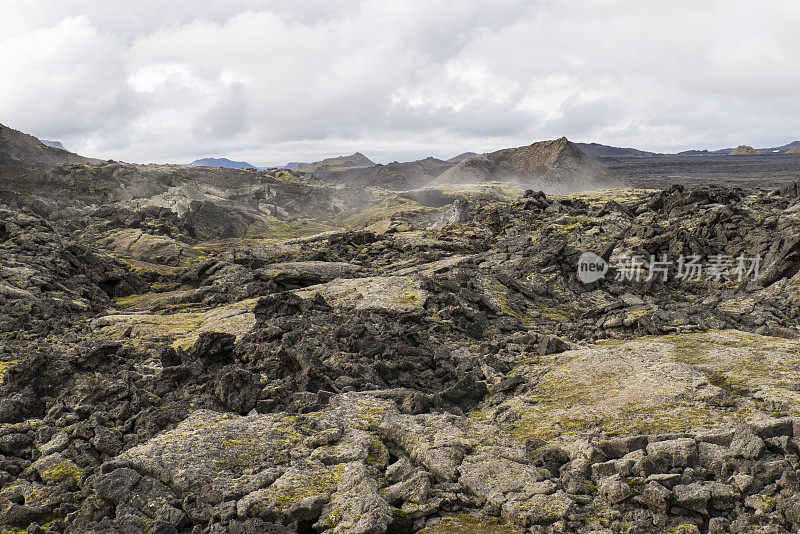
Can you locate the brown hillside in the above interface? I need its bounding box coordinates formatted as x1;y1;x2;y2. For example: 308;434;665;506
0;123;99;177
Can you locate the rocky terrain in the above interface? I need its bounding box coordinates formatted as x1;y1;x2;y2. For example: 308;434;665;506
599;154;800;191
5;123;800;533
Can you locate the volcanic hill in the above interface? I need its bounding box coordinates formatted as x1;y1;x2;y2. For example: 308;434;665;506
293;152;375;173
435;137;621;192
729;145;762;155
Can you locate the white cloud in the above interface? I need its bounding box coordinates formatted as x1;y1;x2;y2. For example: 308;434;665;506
128;63;196;93
0;15;137;143
0;0;798;165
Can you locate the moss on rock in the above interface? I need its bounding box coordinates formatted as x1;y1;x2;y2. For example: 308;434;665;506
418;514;522;534
475;330;800;442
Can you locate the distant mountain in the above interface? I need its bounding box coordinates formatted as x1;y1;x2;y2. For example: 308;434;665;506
434;137;621;192
756;141;800;154
41;140;65;149
447;152;478;163
188;157;255;169
282;162;306;170
580;140;800;157
294;152;375;174
676;141;800;156
729;145;762;156
676;149;714;156
786;146;800;155
677;147;745;155
323;156;454;189
575;142;657;159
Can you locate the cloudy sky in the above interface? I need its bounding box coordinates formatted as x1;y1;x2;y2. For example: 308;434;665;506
1;1;798;166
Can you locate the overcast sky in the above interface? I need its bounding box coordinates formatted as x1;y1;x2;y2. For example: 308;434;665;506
1;1;799;166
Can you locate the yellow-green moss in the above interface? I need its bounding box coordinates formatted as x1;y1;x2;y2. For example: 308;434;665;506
246;219;340;240
552;188;657;206
417;514;520;534
536;303;570;321
483;279;533;325
341;198;430;229
0;360;17;385
395;287;422;307
668;331;800;411
366;437;387;467
667;334;711;365
270;464;344;511
602;402;741;436
492;331;800;442
112;293;147;309
45;460;82;484
119;257;186;277
359;405;388;428
505;377;748;442
482;277;569;325
552;216;587;235
670;525;701;534
213;415;316;473
215;434;267;472
271;170;296;183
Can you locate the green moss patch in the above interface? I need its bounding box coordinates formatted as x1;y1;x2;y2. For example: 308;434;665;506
341;198;431;229
475;330;800;442
418;514;522;534
0;359;17;385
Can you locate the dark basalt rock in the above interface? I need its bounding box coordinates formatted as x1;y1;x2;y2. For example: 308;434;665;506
188;332;237;366
183;199;251;240
254;291;308;319
214;366;260;414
